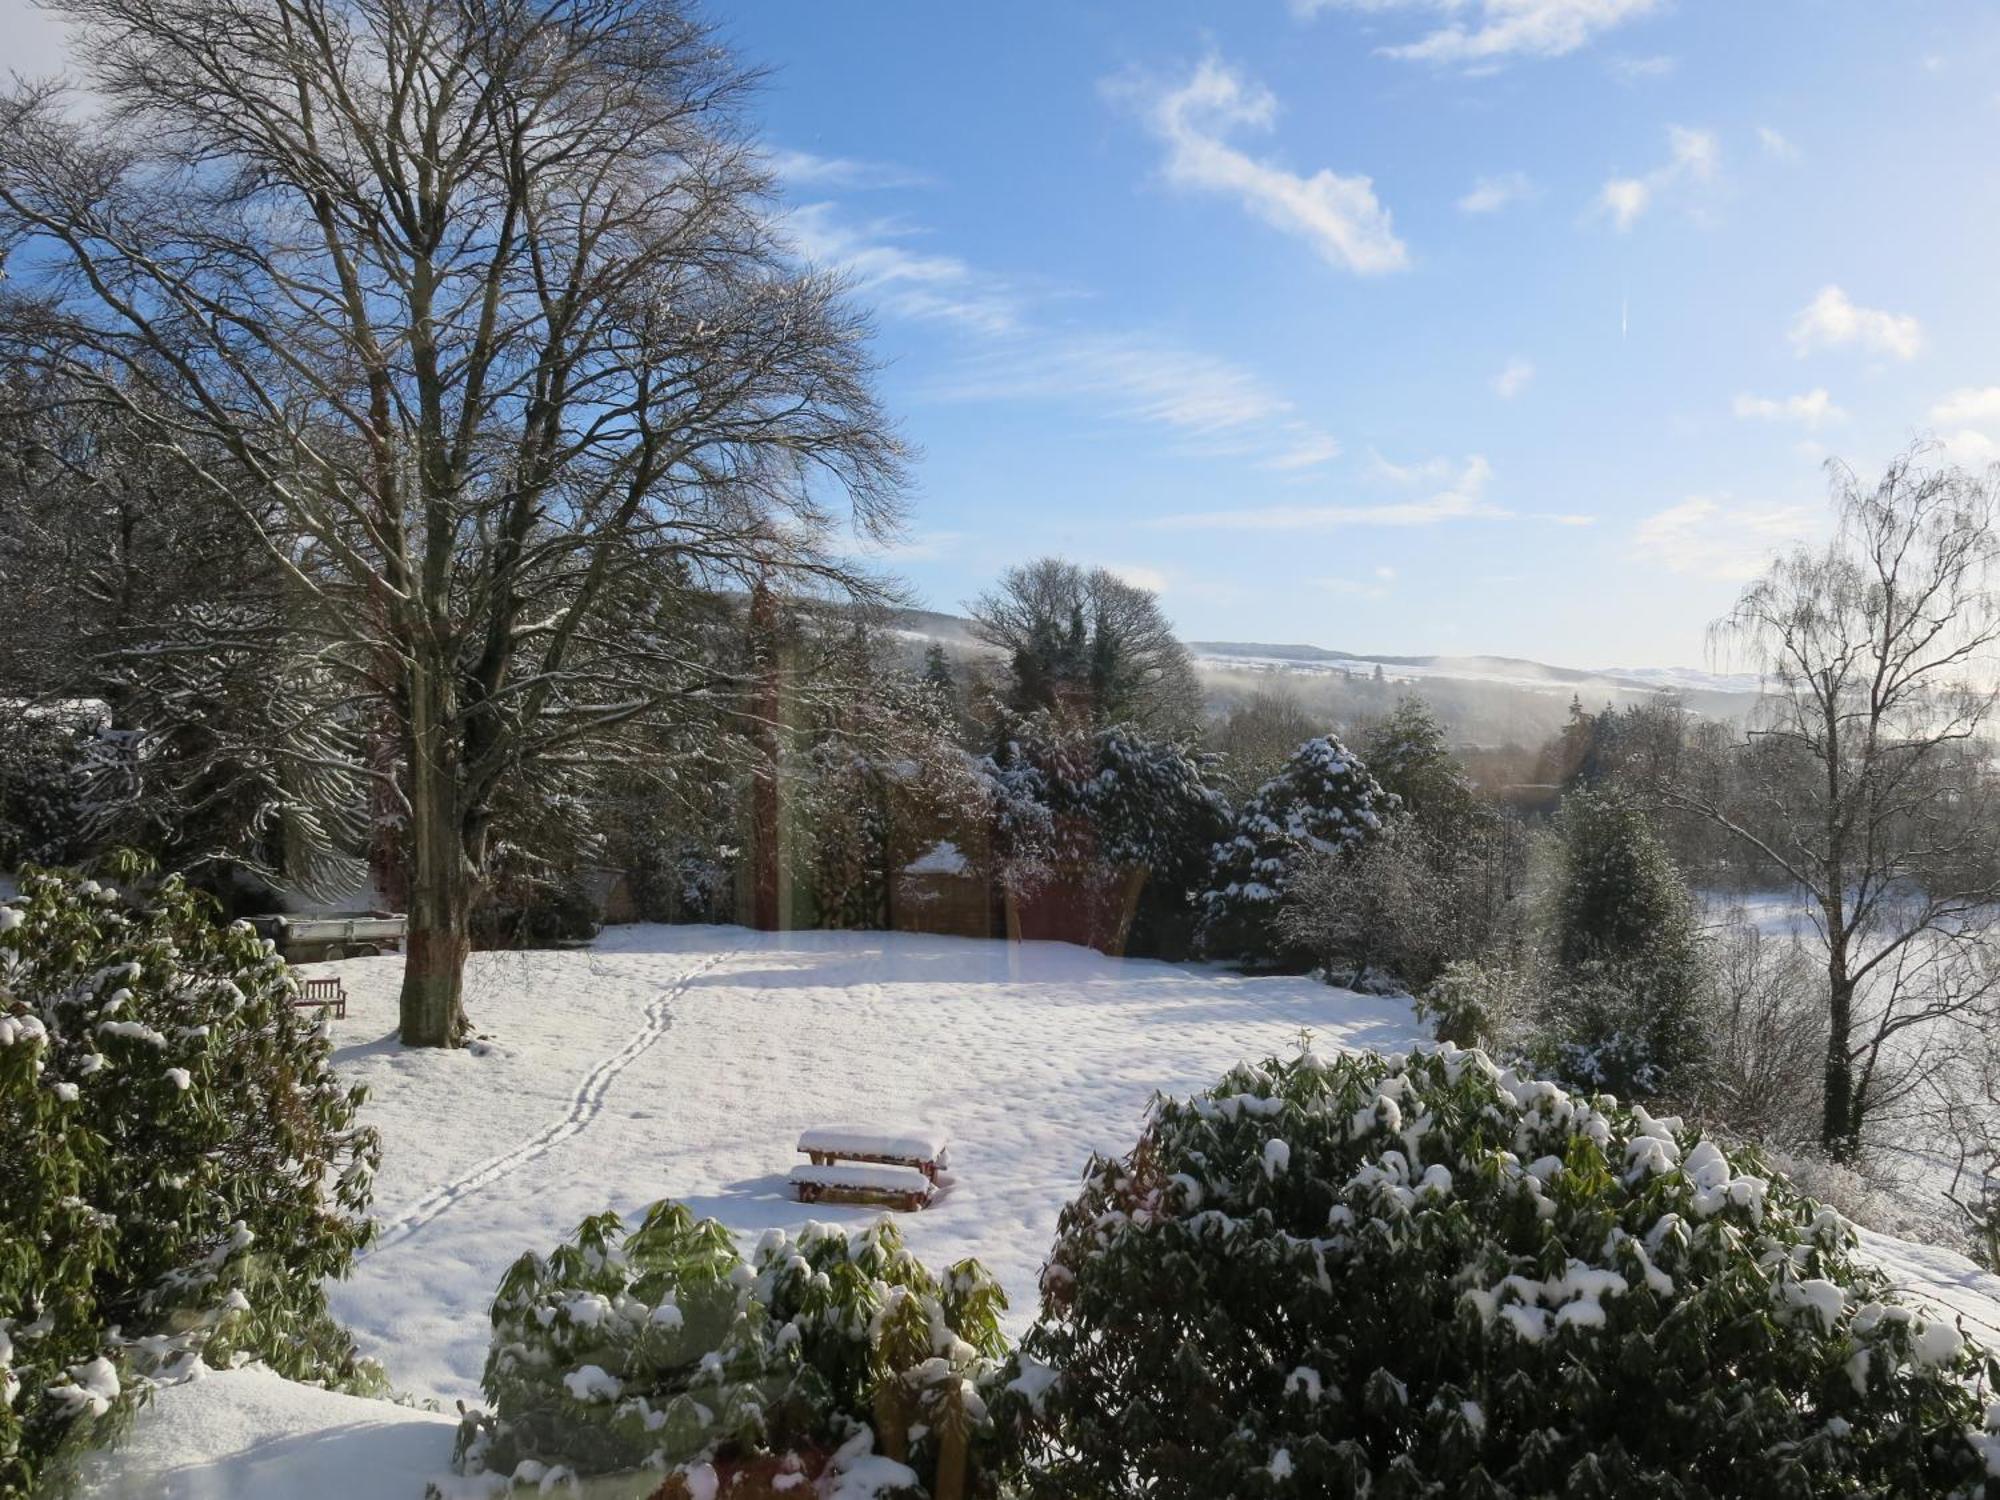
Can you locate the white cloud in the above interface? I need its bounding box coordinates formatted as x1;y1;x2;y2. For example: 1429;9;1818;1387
1757;126;1801;163
784;203;1023;335
1634;496;1819;580
1732;388;1846;429
854;529;970;564
1458;171;1535;214
1789;285;1923;361
939;333;1340;469
1262;430;1347;471
792;202;1342;471
1599;178;1650;230
1156;455;1514;530
1608;53;1676;81
1119;56;1408;275
769;149;934;192
1931;387;2000;428
1317;574;1395;599
1595;125;1718;231
1294;0;1666;65
1493;357;1536;398
1930;387;2000;466
1106;563;1172;595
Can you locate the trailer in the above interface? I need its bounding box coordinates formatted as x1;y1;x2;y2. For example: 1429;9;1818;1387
251;911;408;963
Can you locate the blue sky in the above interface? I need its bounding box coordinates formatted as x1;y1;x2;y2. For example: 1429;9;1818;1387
709;0;2000;666
7;0;1998;666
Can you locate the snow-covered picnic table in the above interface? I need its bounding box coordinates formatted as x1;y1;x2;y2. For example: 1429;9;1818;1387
796;1124;951;1180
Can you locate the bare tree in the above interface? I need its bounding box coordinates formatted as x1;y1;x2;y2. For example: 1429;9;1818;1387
1665;449;2000;1157
969;558;1202;738
0;0;905;1044
1209;686;1320;791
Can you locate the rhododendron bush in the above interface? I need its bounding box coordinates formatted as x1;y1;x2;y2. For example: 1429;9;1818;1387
0;862;378;1497
994;1045;2000;1498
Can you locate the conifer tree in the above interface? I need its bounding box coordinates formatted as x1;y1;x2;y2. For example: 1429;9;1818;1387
1540;788;1711;1100
1198;736;1395;964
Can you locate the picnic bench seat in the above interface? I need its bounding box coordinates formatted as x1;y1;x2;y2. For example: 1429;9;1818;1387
788;1162;935;1213
293;976;347;1020
795;1125;950;1182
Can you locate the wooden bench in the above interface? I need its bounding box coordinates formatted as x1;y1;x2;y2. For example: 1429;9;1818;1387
790;1125;949;1211
788;1162;935;1213
796;1125;950;1183
293;976;347;1019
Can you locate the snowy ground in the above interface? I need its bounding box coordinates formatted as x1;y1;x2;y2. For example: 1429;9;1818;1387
79;921;2000;1498
85;925;1419;1496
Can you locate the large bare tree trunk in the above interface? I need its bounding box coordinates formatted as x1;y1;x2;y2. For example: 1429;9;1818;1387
399;660;471;1046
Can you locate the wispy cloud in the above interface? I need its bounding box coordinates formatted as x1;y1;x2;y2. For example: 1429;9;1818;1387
1458;171;1535;214
1316;567;1397;600
1608;53;1676;81
1150;454;1594;531
1931;387;2000;466
853;529;971;564
1757;126;1801;163
937;332;1343;470
1732;388;1846;429
1113;56;1408;275
1493;357;1536;398
1595;125;1718;231
1634;496;1819;580
1294;0;1666;66
769;148;934;192
1789;285;1923;361
785;203;1023;335
788;203;1341;471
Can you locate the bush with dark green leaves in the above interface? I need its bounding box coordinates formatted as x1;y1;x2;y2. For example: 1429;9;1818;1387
451;1203;1008;1498
993;1045;2000;1499
0;860;380;1497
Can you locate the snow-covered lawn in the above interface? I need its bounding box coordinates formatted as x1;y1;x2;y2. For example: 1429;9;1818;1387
79;922;2000;1498
85;924;1421;1496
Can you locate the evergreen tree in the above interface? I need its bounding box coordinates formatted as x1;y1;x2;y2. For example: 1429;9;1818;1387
1360;695;1482;839
1539;788;1711;1100
922;642;958;703
1198;736;1395;965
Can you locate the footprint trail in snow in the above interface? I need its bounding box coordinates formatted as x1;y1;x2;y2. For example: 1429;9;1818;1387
364;952;725;1255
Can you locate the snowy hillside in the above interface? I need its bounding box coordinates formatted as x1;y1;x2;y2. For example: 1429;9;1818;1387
82;925;2000;1498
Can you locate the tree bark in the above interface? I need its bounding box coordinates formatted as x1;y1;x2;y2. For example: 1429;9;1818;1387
1823;967;1858;1160
398;657;473;1047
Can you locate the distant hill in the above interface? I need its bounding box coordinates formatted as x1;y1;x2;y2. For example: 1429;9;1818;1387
885;609;1763;746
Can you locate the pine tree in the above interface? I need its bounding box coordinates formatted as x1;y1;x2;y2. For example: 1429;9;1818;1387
1198;736;1395;964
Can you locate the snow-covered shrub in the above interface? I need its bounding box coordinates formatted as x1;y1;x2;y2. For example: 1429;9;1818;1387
972;714;1224;956
1278;821;1518;994
0;709;92;871
1417;957;1534;1052
0;860;380;1497
993;1045;2000;1498
1198;735;1394;965
451;1202;1008;1498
